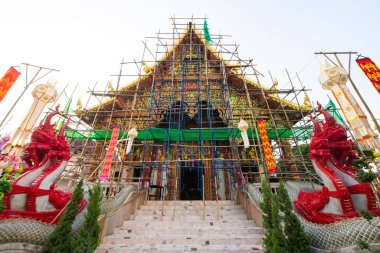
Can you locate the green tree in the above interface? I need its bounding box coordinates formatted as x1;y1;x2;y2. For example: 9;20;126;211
43;179;84;253
71;183;102;253
259;178;274;252
270;193;287;253
277;181;311;253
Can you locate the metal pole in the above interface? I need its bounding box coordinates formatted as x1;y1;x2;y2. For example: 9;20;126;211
347;73;380;134
315;52;380;134
172;160;178;221
214;175;219;221
333;53;380;134
202;175;205;221
0;87;29;129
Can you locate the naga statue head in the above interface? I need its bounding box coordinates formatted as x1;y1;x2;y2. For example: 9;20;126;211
22;105;71;166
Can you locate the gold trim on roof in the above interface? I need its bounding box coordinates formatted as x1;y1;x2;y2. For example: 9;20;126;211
238;76;311;110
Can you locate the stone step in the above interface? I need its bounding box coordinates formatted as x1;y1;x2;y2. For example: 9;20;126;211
135;210;244;217
96;243;263;252
140;204;241;210
105;233;263;240
145;201;235;206
97;250;262;253
138;207;242;213
122;220;257;227
103;233;263;241
102;238;263;246
131;214;247;221
97;200;263;253
114;227;264;235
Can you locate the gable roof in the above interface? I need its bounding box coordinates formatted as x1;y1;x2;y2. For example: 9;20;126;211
83;23;311;114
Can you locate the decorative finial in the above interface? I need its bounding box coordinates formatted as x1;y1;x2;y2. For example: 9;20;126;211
303;93;311;107
75;99;82;114
270;78;278;90
142;61;152;74
107;81;115;93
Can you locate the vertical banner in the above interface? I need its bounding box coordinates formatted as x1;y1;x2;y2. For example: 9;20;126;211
356;57;380;94
0;67;20;102
257;119;277;173
100;126;120;180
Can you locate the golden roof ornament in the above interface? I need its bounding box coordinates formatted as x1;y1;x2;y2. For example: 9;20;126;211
75;99;83;115
231;60;241;74
303;93;311;107
270;78;278;90
107;81;115;93
142;61;152;74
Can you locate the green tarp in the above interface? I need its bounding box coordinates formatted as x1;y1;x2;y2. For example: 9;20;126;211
65;126;311;141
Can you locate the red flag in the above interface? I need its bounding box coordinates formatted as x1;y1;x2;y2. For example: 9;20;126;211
258;119;277;173
0;67;20;102
356;57;380;94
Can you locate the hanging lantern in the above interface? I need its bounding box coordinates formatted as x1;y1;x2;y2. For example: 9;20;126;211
125;128;138;154
238;118;250;148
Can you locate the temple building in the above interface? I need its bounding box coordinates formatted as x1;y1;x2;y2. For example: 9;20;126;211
1;17;380;253
71;21;312;201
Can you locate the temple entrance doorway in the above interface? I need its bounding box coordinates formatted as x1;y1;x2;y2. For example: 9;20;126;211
180;163;203;200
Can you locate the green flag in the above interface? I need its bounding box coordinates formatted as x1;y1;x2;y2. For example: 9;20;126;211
323;99;348;128
203;19;212;45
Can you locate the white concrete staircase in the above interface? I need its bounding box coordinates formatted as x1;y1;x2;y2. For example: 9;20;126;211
96;200;264;252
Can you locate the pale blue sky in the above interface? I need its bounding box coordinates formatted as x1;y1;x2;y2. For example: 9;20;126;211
0;0;379;134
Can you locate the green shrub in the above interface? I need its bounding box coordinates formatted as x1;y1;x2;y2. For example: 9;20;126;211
71;183;102;253
43;179;84;253
259;179;274;252
357;170;377;183
277;181;311;253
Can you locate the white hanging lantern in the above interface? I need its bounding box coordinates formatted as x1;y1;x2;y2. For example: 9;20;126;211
238;119;250;148
125;128;138;154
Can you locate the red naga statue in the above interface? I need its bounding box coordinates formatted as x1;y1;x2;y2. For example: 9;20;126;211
0;106;86;223
294;102;380;224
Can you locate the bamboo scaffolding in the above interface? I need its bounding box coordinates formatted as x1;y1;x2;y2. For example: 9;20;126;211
63;17;323;205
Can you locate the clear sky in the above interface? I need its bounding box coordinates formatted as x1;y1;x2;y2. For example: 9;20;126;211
0;0;379;134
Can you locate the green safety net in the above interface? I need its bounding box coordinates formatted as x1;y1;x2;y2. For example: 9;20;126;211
65;126;311;141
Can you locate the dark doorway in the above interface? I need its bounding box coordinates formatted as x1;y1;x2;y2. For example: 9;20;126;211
181;166;202;200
